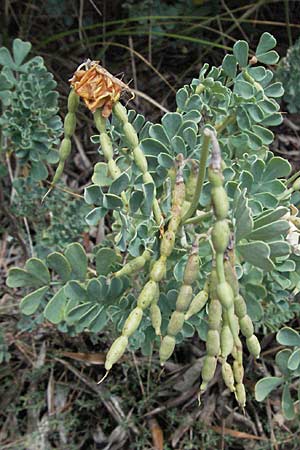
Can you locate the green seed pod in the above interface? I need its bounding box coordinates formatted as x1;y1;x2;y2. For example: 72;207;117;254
133;146;148;173
122;307;143;337
211;220;230;254
59;138;72;161
64;112;76;137
206;329;220;356
113;101;129;124
222;362;235;392
105;335;128;371
234;295;247;319
137;280;159;309
185;290;208;320
220;325;234;359
235;383;246;408
114;251;150;278
217;282;234;309
239;315;254;339
208;167;223;187
176;285;193;312
233;361;244;384
201;355;217;383
227;306;240;341
150;257;167;282
67;89;80;113
108;159;121;179
168;214;181;233
159;335;176;364
173;180;185;206
100;134;113;160
224;260;239;297
211;186;229;220
183;254;199;285
123;122;139;148
246;335;261;359
52;162;64;184
150;303;162;336
160;231;175;257
208;299;222;330
167;311;185;336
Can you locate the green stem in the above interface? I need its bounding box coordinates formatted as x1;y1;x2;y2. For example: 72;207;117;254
286;169;300;185
182;129;211;223
184;211;212;225
215;115;235;134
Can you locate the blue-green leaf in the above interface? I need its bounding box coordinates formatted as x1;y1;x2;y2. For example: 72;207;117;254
20;286;49;315
255;376;283;401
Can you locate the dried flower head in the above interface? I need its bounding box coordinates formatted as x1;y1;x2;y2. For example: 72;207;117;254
69;60;130;117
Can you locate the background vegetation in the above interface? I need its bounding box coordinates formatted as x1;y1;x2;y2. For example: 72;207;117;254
1;1;300;449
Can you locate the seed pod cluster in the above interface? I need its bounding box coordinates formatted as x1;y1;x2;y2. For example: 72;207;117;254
105;160;186;371
198;130;261;408
112;101;163;225
52;89;79;185
159;238;200;364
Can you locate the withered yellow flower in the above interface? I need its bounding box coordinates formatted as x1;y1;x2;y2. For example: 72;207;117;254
69;60;130;117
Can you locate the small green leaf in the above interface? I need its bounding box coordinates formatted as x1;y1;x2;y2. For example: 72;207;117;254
158;153;174;169
288;348;300;371
20;286;49;315
176;88;188;110
7;268;41;288
141;138;169;156
129;190;144;213
277;327;300;347
161;112;183;139
109;172;130;196
256;32;277;55
103;193;123;210
0;47;15;69
25;258;50;285
252;125;274;145
255;376;283;401
222;54;237;78
248;220;290;241
264;83;284;98
253;207;289;229
47;252;71;282
92;162;112;186
66;302;94;325
237;241;274;271
85;207;107;226
76;304;100;328
256;51;279;65
233;40;249;67
89;307;107;332
234;80;254;99
84;185;104;205
276;349;293;376
141;182;155;216
264;157;291;180
12;38;31;66
65;243;87;281
87;278;102;302
282;384;295;420
95;248;119;276
44;288;67;324
64;280;86;300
